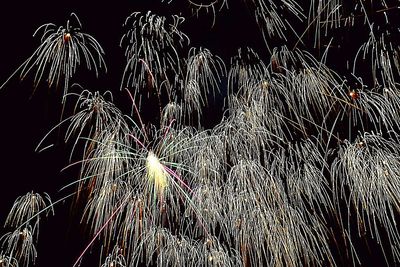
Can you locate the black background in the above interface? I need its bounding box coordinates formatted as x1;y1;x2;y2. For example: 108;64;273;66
0;1;394;266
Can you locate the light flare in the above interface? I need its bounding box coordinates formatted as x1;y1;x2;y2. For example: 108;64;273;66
146;151;168;193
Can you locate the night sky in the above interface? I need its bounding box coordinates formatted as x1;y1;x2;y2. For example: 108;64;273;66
0;1;397;266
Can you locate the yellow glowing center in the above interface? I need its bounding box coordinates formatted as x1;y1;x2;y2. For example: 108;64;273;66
146;152;168;192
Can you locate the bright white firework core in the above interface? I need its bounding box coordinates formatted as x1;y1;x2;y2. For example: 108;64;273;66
146;151;168;192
